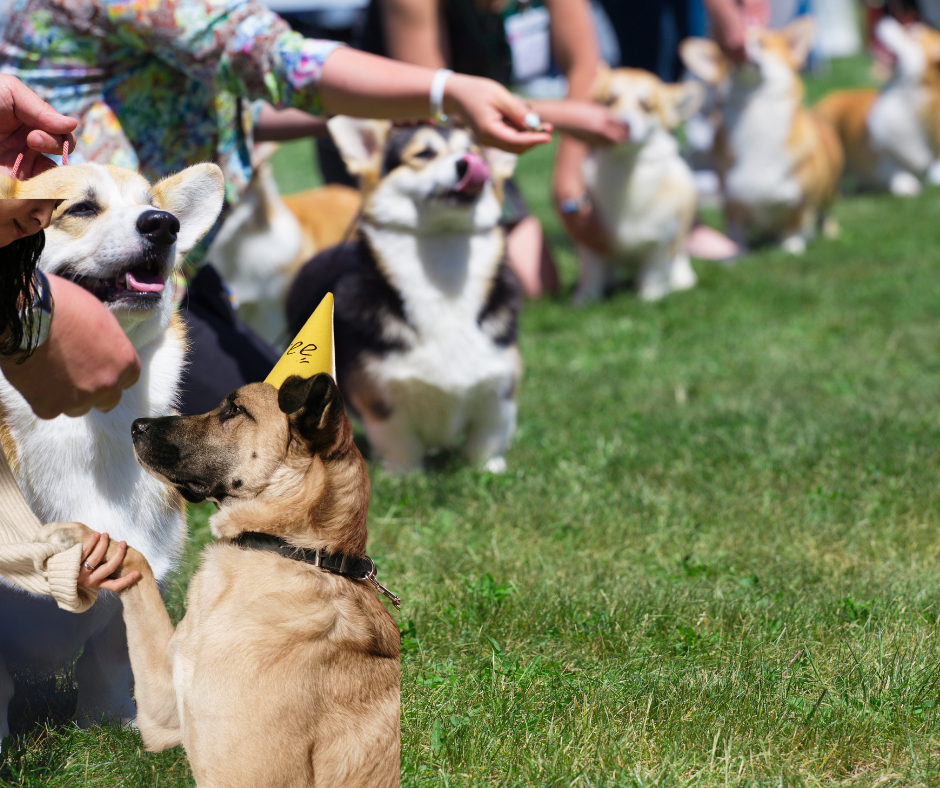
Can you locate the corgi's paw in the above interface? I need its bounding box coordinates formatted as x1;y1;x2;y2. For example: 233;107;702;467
668;256;698;292
571;284;603;305
484;456;508;474
927;160;940;186
781;236;806;255
890;171;922;197
822;217;841;240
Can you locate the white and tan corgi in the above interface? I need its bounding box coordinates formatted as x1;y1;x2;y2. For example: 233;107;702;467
0;162;224;738
205;144;361;345
680;17;843;254
577;66;705;302
815;17;940;197
285;119;522;473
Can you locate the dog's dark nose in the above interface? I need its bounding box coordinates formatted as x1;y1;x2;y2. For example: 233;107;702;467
131;418;152;437
136;210;180;247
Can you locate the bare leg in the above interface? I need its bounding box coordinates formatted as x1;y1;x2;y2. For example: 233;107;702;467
505;216;559;298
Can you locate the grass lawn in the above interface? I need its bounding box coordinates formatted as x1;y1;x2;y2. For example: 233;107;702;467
6;56;940;786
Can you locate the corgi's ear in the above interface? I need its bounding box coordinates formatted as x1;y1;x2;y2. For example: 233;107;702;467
327;117;391;187
0;176;16;199
481;146;517;183
680;38;727;85
660;81;706;128
591;62;613;103
250;141;280;169
875;15;911;59
151;163;225;257
781;15;815;69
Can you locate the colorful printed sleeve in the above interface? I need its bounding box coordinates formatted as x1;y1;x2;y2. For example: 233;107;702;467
100;0;342;117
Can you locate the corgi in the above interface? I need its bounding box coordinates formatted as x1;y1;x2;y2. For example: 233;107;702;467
0;162;224;738
680;17;844;254
577;66;705;302
285;119;522;473
815;17;940;197
206;144;360;345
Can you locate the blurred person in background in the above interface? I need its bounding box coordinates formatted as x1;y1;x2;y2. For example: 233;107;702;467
0;0;550;413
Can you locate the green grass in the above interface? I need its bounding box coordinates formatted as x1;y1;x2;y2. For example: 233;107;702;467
7;57;940;786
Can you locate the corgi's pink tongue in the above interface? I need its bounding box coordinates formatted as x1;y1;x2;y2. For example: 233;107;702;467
126;268;165;293
455;153;490;195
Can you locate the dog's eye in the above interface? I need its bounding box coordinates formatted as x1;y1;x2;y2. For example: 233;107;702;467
64;201;99;217
414;147;437;160
220;403;244;422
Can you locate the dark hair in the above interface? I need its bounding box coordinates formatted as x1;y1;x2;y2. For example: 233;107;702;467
0;229;46;362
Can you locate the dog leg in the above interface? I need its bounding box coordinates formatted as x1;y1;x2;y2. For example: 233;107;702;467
0;653;12;752
363;414;426;472
462;393;517;472
118;550;182;751
75;600;137;729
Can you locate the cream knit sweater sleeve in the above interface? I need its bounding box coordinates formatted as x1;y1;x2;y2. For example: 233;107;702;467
0;451;96;614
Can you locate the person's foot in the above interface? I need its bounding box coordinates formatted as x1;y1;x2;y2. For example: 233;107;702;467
686;224;739;262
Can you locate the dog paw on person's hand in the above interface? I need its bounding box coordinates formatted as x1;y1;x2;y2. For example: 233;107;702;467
77;532;144;592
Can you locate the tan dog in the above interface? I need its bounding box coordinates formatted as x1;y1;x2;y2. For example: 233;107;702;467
84;372;398;787
578;66;704;301
681;17;843;254
815;18;940;196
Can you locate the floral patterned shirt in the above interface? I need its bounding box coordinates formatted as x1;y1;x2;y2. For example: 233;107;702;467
0;0;341;205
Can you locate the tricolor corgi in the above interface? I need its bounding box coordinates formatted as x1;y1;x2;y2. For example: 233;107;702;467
815;17;940;196
577;66;705;302
680;17;844;254
206;145;360;345
285;119;522;473
0;162;223;737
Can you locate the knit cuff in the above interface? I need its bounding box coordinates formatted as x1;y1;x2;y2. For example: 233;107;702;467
45;543;97;613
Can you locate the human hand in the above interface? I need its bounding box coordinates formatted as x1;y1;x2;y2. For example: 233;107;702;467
0;274;141;419
0;76;78;179
531;100;628;146
553;140;612;255
444;74;552;154
705;0;769;63
78;531;142;592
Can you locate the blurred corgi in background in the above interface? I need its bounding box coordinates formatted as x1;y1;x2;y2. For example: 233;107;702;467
286;119;522;473
205;143;360;345
815;17;940;197
681;17;843;254
577;66;704;302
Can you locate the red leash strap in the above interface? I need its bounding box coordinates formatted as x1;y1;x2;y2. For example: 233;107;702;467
10;138;68;180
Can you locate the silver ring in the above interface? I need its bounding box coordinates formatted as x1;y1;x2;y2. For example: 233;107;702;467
83;562;93;571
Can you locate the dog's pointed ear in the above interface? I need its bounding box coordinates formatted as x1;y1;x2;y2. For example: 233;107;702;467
591;62;613;103
661;81;706;128
482;145;517;183
278;373;343;448
327;117;391;184
151;163;225;258
680;38;727;85
781;15;815;70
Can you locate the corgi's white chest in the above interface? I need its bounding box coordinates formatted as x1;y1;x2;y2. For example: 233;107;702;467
868;84;936;174
363;225;516;390
0;331;186;581
586;133;695;255
723;90;801;206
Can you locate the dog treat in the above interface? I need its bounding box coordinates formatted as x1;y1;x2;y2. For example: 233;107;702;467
524;112;542;131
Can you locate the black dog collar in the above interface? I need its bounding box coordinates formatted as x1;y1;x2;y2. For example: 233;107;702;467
231;531;402;610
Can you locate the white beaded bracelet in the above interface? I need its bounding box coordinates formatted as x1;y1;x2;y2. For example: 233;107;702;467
430;68;454;126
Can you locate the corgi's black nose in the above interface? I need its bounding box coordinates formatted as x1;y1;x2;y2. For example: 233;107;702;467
136;210;180;247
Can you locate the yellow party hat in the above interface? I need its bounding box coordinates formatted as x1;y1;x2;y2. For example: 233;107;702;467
264;292;335;388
